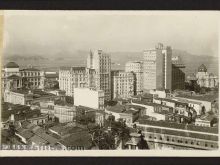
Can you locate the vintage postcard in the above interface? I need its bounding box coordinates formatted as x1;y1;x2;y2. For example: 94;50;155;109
0;10;219;156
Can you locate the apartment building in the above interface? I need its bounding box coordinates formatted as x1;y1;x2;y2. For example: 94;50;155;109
59;66;96;97
125;61;143;95
111;70;135;99
87;50;111;100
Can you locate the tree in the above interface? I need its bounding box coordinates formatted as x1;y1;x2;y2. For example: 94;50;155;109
89;117;130;149
137;134;149;149
201;106;206;115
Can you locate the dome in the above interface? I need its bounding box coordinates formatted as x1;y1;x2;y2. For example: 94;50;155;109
5;62;19;68
198;64;207;72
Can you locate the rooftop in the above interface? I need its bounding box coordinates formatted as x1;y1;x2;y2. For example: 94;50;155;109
16;128;34;139
1;102;41;122
36;132;58;145
49;124;85;136
5;62;19;68
29;135;48;145
45;73;59;78
155;98;188;106
136;119;218;134
132;100;172;109
59;131;92;149
20;68;40;72
106;104;126;113
10;89;56;97
176;93;218;102
7;75;22;79
77;105;98;112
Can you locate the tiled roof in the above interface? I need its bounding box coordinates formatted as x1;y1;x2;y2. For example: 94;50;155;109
59;131;92;149
29;135;48;145
16;128;34;139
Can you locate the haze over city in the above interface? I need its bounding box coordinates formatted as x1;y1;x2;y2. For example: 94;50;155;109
3;11;219;57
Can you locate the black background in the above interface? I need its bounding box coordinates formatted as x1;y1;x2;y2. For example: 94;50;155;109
0;0;220;10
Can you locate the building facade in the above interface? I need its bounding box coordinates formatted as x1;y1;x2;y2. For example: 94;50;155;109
125;61;143;95
111;70;135;99
171;56;185;90
59;67;96;97
143;43;172;91
87;50;111;100
4;90;34;105
2;62;45;92
74;88;105;110
20;68;45;89
2;62;22;91
196;64;218;88
54;104;77;123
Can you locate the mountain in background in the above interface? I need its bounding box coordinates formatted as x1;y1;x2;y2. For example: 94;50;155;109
3;49;218;75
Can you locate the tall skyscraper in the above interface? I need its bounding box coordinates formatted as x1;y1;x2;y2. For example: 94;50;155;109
87;50;111;100
125;61;143;95
143;43;172;91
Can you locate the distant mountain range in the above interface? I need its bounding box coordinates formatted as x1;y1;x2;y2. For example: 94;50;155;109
3;49;218;75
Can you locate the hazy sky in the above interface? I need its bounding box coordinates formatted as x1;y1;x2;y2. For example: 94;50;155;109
3;11;219;57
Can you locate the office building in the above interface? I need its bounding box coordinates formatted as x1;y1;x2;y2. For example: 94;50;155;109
125;61;143;95
111;70;135;99
143;43;172;91
87;50;111;100
59;66;96;97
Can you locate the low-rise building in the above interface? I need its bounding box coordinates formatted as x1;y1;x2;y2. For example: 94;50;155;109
135;119;218;150
74;88;104;110
54;103;77;123
105;104;141;126
15;128;34;144
4;89;59;106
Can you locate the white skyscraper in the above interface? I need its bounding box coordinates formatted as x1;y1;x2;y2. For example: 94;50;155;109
143;43;172;91
87;50;111;100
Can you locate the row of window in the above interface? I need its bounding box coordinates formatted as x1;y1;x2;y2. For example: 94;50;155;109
21;72;40;77
146;134;217;149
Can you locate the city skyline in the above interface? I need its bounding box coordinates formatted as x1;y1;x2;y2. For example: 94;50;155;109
3;11;219;57
1;11;219;153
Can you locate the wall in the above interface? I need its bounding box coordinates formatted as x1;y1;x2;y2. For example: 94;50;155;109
74;88;104;109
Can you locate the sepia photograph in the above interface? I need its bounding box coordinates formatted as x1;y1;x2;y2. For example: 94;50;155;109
0;10;219;155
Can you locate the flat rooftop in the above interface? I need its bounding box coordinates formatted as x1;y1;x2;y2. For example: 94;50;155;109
136;119;218;134
176;93;219;102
